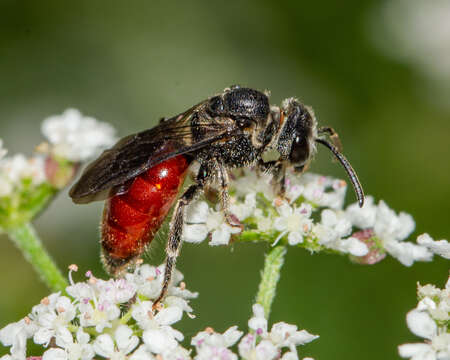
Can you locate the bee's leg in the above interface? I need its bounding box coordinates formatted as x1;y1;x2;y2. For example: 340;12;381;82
273;163;287;198
217;164;242;228
152;169;207;311
318;126;343;153
258;159;287;198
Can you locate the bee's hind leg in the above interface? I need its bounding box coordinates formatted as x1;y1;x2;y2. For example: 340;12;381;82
152;167;208;311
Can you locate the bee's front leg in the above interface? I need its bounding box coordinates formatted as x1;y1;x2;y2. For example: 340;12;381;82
258;159;287;199
318;126;343;153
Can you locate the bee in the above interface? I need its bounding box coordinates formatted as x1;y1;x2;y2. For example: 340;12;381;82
70;86;364;309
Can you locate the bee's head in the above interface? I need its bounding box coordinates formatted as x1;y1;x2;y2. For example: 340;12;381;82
275;98;317;169
275;97;364;207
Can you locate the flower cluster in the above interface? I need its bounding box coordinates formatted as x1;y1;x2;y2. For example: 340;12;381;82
0;109;116;228
41;109;116;163
182;169;449;266
398;276;450;360
0;140;46;199
0;264;318;360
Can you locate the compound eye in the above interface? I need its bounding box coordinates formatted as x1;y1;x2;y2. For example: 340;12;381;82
208;96;224;115
289;135;309;164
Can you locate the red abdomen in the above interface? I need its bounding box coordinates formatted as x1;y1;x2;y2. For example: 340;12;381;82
101;155;190;273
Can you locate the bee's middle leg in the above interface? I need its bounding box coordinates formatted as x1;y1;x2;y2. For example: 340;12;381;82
216;164;242;229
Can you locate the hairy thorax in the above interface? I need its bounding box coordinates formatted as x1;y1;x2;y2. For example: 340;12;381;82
196;134;260;168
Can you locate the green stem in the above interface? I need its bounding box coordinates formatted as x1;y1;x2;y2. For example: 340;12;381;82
255;245;287;320
120;308;133;325
7;222;68;292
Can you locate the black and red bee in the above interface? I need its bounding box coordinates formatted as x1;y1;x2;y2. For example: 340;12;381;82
70;86;364;308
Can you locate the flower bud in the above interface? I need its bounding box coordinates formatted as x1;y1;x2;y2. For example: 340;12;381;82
350;229;386;265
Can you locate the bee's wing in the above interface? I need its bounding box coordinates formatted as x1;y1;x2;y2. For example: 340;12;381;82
69;105;228;203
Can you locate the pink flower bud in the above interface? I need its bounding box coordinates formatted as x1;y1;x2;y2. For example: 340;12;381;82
350;229;386;265
44;156;78;189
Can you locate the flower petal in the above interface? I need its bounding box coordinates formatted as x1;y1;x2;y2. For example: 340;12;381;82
115;325;139;355
182;224;208;243
406;309;437;339
93;334;115;357
143;329;178;354
42;348;67;360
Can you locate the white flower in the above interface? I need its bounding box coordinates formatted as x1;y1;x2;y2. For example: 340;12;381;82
417;233;450;259
350;200;433;266
41;108;116;162
0;264;201;360
31;294;77;346
143;328;181;355
234;169;274;200
0;318;37;360
374;201;415;242
406;309;437;340
42;348;67;360
254;208;273;233
78;299;120;333
126;264;197;301
68;276;124;333
239;337;278;360
192;326;242;360
269;323;318;348
94;277;136;305
318;209;353;242
2;154;33;183
230;192;257;221
0;268;320;360
336;237;369;256
399;333;450;360
314;209;368;256
273;202;312;246
133;294;186;355
128;344;156;360
241;303;318;360
418;283;442;299
399;278;450;360
181;201;210;243
182;201;241;246
162;346;192;360
0;153;46;196
131;300;184;351
54;327;94;360
345;196;377;229
67;273;140;333
384;241;432;267
93;325;138;359
248;304;268;336
125;264;165;300
287;173;347;210
281;351;298;360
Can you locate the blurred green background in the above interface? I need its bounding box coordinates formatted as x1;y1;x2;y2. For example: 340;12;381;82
0;1;449;359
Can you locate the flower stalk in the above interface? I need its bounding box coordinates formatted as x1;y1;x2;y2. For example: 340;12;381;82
255;244;287;319
7;222;68;292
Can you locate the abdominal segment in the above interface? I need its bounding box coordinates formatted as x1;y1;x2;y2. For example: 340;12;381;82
101;155;190;274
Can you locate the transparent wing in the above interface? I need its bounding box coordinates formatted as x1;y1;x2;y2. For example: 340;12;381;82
69;105;229;203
